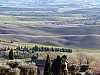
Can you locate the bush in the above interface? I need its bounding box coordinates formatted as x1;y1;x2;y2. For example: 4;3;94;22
7;61;19;68
85;69;93;75
0;67;9;75
79;65;89;72
0;60;37;75
70;72;82;75
31;55;38;60
69;65;80;72
18;62;37;75
76;72;82;75
0;63;10;75
71;72;76;75
7;68;20;75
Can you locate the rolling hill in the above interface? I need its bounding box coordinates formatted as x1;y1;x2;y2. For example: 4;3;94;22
0;23;100;49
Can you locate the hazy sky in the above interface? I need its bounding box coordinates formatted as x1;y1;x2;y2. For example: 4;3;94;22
0;0;99;5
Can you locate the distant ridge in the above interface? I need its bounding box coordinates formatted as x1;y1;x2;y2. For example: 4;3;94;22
0;0;99;6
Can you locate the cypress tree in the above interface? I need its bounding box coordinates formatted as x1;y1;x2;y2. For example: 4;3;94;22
9;49;14;60
34;45;38;51
61;55;68;75
44;55;52;75
51;47;54;52
51;55;62;75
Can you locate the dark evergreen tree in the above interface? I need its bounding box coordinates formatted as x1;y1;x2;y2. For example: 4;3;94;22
46;47;49;51
20;46;23;50
4;47;7;51
44;55;52;75
31;55;38;59
10;40;13;43
16;46;21;50
51;47;54;52
7;47;10;50
51;55;62;75
41;46;44;51
61;55;68;75
32;47;35;51
60;48;62;52
9;49;14;60
34;45;38;51
38;47;41;51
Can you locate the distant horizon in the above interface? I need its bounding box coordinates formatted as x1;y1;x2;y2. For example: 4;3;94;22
0;0;100;8
0;0;100;4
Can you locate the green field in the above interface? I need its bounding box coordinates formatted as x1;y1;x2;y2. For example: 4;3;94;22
0;6;89;23
0;14;85;23
58;8;80;13
0;15;17;21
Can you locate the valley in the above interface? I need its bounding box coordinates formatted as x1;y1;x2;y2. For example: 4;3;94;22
0;4;100;49
0;1;100;75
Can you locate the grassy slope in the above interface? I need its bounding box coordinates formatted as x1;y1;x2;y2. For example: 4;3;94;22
0;14;85;22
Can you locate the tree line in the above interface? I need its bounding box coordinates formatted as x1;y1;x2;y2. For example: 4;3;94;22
16;45;72;53
0;41;72;53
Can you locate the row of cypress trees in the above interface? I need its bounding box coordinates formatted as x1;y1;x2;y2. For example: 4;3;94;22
33;45;72;53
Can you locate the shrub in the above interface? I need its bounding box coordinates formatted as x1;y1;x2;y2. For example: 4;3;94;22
0;63;10;75
7;68;20;75
75;72;82;75
7;61;19;68
69;65;80;72
0;67;9;75
31;53;38;60
79;65;89;72
18;62;37;75
85;68;93;75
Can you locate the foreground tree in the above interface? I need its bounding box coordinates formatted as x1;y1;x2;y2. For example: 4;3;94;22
61;55;68;75
51;55;62;75
51;55;69;75
44;55;52;75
